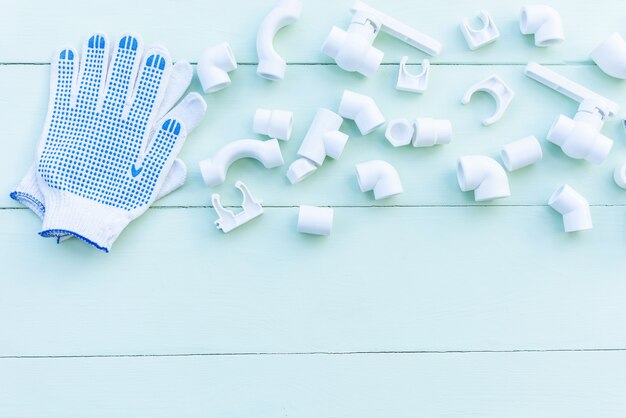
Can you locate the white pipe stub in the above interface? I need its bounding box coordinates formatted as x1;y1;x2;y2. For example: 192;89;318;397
286;158;318;184
197;42;237;94
338;90;385;135
519;5;564;47
212;181;264;233
590;32;626;80
457;156;511;202
460;10;500;50
396;57;430;93
500;135;543;171
256;0;303;80
253;108;293;141
199;138;284;187
385;118;452;148
548;184;592;232
462;75;514;126
355;160;403;200
297;205;334;236
614;163;626;189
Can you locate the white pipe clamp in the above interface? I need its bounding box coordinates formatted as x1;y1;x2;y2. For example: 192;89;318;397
297;205;334;235
253;108;293;141
355;160;403;200
212;181;264;233
500;135;543;171
338;90;385;135
590;32;626;80
519;5;564;47
460;10;500;50
462;75;514;126
396;57;429;93
457;155;511;201
548;184;592;232
197;42;237;93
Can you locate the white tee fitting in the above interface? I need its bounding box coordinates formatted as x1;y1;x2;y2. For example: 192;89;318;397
297;108;349;166
519;5;564;47
338;90;385;135
548;184;592;232
457;156;511;201
355;160;403;200
462;75;515;126
500;135;543;171
460;10;500;50
199;138;284;187
413;118;452;147
590;32;626;80
253;108;293;141
297;205;334;235
197;42;237;93
546;99;613;164
396;57;429;93
256;0;303;80
614;163;626;189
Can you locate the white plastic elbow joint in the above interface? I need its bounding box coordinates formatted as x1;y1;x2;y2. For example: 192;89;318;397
355;160;403;200
519;5;564;47
548;184;592;232
338;90;385;135
590;32;626;80
457;156;511;202
197;42;237;93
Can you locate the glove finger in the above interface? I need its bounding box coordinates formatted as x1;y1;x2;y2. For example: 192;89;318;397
159;92;207;136
155;61;193;122
75;33;110;111
155;158;187;200
49;47;78;116
100;33;143;115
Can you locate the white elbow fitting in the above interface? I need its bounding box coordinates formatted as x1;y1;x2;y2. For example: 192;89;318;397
297;108;349;166
500;135;543;171
197;42;237;93
338;90;385;135
355;160;403;200
548;184;592;232
546;99;613;164
396;57;429;93
253;108;293;141
256;0;303;80
457;156;511;202
590;32;626;80
297;205;334;235
519;5;564;47
199;138;284;187
460;10;500;50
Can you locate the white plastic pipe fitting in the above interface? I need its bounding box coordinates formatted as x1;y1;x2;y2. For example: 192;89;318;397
256;0;303;80
321;1;442;77
462;75;515;126
296;108;349;166
519;5;564;47
614;163;626;189
338;90;385;135
199;138;284;187
384;118;414;147
253;108;293;141
212;181;264;233
385;118;452;148
460;10;500;50
286;158;318;184
590;32;626;80
297;205;334;235
500;136;543;171
396;57;429;93
355;160;403;200
457;156;511;202
548;184;592;232
197;42;237;93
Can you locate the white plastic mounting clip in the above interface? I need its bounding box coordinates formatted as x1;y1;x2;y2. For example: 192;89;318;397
396;57;430;93
460;10;500;50
462;75;514;126
212;181;264;233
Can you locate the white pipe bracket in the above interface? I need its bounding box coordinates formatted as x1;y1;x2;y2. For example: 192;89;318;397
462;75;514;126
460;10;500;50
396;57;430;93
212;181;264;233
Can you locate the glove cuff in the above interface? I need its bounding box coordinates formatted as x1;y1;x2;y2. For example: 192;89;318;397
10;165;46;219
40;190;133;252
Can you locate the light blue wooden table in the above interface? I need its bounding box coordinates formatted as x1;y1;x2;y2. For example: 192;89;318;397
2;0;626;416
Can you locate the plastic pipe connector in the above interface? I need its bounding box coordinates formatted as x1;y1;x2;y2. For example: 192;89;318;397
519;5;564;47
296;108;349;166
355;160;403;200
457;156;511;202
396;57;429;93
460;10;500;50
297;205;334;235
548;184;592;232
500;135;543;171
338;90;385;135
197;42;237;94
413;118;452;147
462;75;514;126
590;32;626;80
286;158;318;184
212;181;264;233
256;0;303;80
614;163;626;189
253;108;293;141
199;138;284;187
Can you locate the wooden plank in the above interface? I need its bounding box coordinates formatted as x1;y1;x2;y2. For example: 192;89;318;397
1;0;624;64
2;351;626;417
1;206;626;356
2;64;625;208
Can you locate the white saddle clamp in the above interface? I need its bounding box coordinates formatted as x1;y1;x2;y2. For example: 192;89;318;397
460;10;500;50
212;181;263;233
396;57;430;93
462;75;514;126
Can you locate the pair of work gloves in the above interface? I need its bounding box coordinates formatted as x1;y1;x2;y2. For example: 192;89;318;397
10;33;207;252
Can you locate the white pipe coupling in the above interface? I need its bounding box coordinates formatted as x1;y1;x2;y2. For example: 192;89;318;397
462;75;514;126
355;160;403;200
460;10;500;50
297;205;334;235
548;184;592;232
256;0;303;80
338;90;385;135
614;163;626;189
385;118;452;147
197;42;237;93
199;138;284;187
519;5;564;47
253;108;293;141
396;57;429;93
590;32;626;80
457;156;511;201
500;135;543;171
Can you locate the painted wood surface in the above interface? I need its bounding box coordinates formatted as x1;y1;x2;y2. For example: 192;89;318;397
2;0;626;416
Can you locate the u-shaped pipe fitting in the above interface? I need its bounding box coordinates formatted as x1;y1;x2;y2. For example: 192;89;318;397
548;184;592;232
256;0;303;80
519;5;564;47
355;160;403;200
590;32;626;80
199;138;284;187
197;42;238;93
457;156;511;202
338;90;386;135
